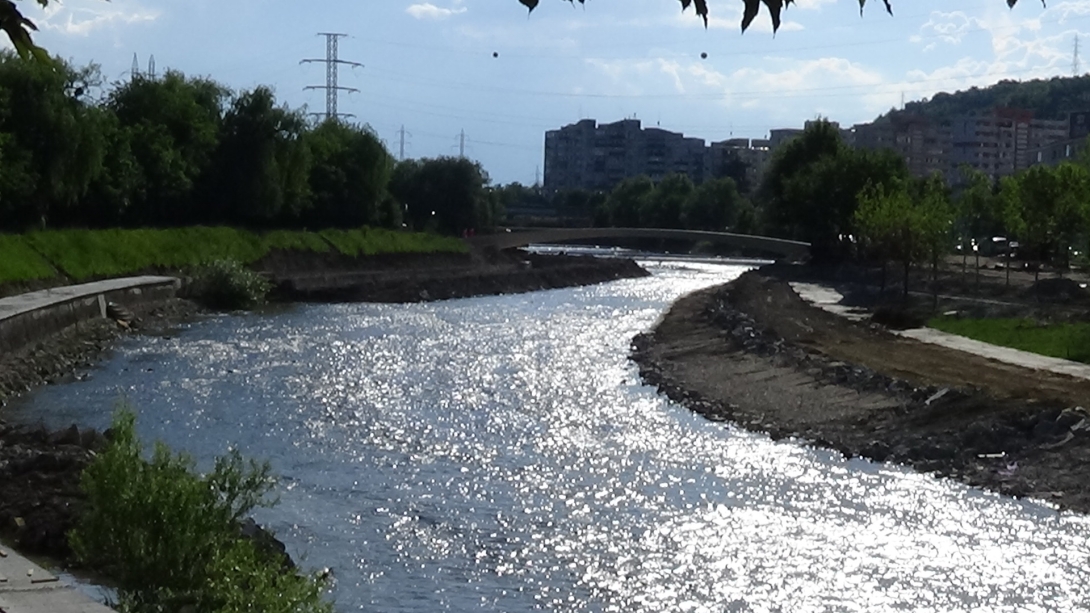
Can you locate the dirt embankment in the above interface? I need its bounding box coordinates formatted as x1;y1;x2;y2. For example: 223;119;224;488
633;269;1090;513
262;250;649;303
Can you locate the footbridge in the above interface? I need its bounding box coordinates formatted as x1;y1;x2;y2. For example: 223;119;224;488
470;228;810;260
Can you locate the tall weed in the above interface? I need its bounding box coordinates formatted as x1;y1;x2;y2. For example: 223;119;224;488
70;409;330;613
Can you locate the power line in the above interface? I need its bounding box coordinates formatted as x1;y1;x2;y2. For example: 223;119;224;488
301;33;363;121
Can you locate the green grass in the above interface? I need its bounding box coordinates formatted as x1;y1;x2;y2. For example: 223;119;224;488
928;316;1090;364
319;227;468;257
0;226;466;284
0;234;56;283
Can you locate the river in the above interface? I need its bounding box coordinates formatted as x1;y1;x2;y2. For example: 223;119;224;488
10;260;1090;612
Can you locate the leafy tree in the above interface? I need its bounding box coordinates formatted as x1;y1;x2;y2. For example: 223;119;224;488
953;166;998;281
681;177;742;231
913;173;954;295
763;120;908;260
210;86;312;225
108;71;228;224
0;52;105;229
855;181;922;299
603;175;654;227
640;173;693;229
306;120;395;228
389;157;491;235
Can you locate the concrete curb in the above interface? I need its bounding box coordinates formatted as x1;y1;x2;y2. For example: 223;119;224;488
789;281;1090;383
0;277;180;356
0;540;114;613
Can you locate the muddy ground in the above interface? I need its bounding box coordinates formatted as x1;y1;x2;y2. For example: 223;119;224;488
633;265;1090;514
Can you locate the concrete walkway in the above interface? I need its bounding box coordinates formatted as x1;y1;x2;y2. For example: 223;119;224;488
790;281;1090;383
0;277;179;322
0;276;180;355
0;540;113;613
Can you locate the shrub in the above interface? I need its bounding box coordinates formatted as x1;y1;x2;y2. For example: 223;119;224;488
70;409;331;613
188;258;271;310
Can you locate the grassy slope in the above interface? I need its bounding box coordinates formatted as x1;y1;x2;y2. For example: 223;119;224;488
928;316;1090;364
1;227;468;285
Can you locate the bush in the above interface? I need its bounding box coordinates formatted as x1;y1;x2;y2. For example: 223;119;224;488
70;409;331;613
188;258;271;310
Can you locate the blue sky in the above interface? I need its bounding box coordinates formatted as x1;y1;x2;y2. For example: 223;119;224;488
12;0;1090;184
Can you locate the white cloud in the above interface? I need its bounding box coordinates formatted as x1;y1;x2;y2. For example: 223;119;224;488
39;0;158;36
794;0;837;10
584;54;887;125
406;3;467;21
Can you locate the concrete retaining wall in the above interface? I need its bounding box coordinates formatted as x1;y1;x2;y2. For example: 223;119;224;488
0;277;180;356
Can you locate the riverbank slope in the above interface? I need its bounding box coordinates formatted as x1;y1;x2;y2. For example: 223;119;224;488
633;268;1090;513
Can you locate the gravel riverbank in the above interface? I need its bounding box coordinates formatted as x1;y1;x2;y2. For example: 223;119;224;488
633;269;1090;514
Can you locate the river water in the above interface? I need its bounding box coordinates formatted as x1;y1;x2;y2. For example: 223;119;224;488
10;261;1090;612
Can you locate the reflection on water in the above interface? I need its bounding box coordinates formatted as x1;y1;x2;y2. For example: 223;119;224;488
12;262;1090;612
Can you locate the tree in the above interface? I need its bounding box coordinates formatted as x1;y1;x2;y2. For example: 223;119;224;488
602;175;654;228
0;51;105;228
306;120;394;228
953;166;998;285
855;181;924;299
108;71;228;225
389;157;491;235
681;177;743;231
640;173;694;228
761;120;908;260
211;86;312;225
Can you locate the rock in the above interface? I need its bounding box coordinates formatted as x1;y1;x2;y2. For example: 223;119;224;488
1033;419;1067;441
1071;418;1090;435
925;388;951;406
79;428;107;450
239;517;294;570
1056;407;1088;429
1041;432;1076;450
48;424;81;447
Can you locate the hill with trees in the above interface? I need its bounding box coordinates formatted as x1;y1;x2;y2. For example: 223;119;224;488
891;74;1090;123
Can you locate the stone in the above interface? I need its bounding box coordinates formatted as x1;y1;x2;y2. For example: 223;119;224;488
1057;407;1088;429
48;424;81;447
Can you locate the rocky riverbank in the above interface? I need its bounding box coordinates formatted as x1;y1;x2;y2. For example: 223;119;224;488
632;269;1090;514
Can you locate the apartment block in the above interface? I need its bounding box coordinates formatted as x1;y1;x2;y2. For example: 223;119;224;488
851;114;951;180
949;108;1067;180
543;119;775;192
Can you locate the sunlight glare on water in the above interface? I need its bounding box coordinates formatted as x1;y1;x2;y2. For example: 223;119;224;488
12;261;1090;612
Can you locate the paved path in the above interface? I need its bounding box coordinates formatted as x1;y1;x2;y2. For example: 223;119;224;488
0;276;179;323
0;540;113;613
790;281;1090;383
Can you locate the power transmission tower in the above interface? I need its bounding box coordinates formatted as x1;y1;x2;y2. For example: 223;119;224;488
458;129;466;158
397;125;412;160
301;33;363;121
147;55;156;80
1075;34;1082;76
130;53;141;81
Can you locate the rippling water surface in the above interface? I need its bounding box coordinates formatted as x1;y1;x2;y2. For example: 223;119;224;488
12;262;1090;612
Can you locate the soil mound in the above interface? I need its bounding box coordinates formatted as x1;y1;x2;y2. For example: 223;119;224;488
1025;277;1089;302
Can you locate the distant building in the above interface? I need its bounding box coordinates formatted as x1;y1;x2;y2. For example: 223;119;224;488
544;119;770;192
851;114;951;180
949;108;1067;180
1028;110;1090;168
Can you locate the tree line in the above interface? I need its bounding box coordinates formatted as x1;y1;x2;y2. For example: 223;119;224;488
0;52;501;236
757;118;1090;296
